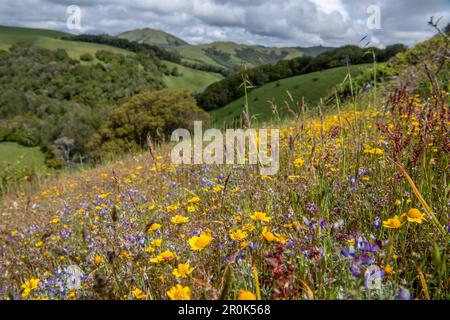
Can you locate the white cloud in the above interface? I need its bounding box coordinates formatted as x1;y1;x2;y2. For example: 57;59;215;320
0;0;448;47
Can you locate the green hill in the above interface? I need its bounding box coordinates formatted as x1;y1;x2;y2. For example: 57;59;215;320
0;25;133;60
211;64;369;126
0;142;45;169
175;41;306;70
118;28;189;47
118;28;333;71
162;61;223;93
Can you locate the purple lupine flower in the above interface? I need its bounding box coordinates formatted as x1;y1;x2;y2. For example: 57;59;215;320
398;287;412;300
373;217;381;230
306;203;317;213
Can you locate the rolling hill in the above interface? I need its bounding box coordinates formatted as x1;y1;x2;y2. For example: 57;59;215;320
118;27;189;47
162;60;223;93
0;25;222;92
0;25;133;60
119;28;334;71
211;64;369;126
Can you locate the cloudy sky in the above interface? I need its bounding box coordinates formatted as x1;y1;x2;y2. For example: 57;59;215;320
0;0;449;47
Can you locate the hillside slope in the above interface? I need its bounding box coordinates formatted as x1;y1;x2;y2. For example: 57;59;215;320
212;64;369;125
0;26;133;59
118;28;189;47
162;60;223;93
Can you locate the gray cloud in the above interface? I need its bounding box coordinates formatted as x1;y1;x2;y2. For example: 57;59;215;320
0;0;448;47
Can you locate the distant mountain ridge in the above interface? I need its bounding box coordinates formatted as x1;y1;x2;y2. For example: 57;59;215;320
118;27;189;47
118;28;335;71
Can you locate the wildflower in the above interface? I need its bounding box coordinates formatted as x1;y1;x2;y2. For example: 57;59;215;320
35;241;43;248
262;227;277;242
21;278;40;298
188;231;212;251
167;284;191;300
394;199;402;206
294;158;305;167
382;215;404;229
150;250;178;263
50;217;60;224
240;241;249;249
398;287;411;300
348;238;356;245
403;208;426;224
151;239;162;247
171;215;189;224
145;247;155;254
132;288;147;300
229;229;248;241
250;211;271;223
187;196;200;204
243;223;255;232
384;265;394;276
187;205;196;213
172;263;194;278
68;289;77;300
148;223;161;232
94;255;104;266
237;289;256;300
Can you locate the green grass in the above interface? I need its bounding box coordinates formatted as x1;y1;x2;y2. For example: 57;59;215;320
175;42;306;70
0;25;133;60
0;142;45;169
211;64;369;126
162;60;223;93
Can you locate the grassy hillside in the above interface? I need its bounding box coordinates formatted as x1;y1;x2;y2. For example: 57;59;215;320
0;142;45;169
118;28;189;47
211;64;369;125
0;25;133;60
162;61;223;93
175;41;306;70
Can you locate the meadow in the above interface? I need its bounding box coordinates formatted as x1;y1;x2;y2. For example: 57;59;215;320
162;60;224;93
0;29;448;301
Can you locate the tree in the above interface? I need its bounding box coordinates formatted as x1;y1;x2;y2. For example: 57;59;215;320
54;137;74;162
88;90;210;160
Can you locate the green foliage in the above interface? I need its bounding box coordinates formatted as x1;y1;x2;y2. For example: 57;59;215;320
79;52;94;61
211;64;368;126
0;44;164;164
162;61;224;93
197;44;407;111
89;90;210;159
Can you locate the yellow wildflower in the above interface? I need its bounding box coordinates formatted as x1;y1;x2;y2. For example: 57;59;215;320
237;289;256;300
150;250;178;263
403;208;426;224
132;288;147;300
93;255;104;266
262;227;277;242
250;211;271;223
188;231;212;251
382;215;404;229
151;239;162;247
172;263;194;278
21;278;40;298
229;229;248;241
167;284;191;300
171;215;189;224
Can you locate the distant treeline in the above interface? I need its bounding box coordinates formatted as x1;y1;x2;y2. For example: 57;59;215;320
65;34;182;63
196;44;407;111
66;34;230;76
